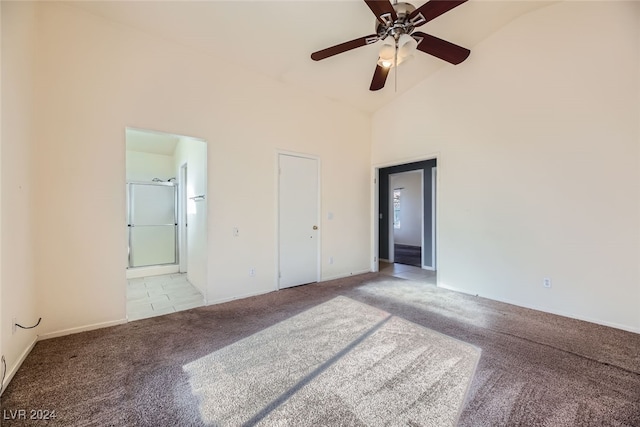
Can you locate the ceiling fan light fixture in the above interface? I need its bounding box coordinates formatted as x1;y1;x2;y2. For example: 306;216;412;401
397;33;417;58
377;33;416;68
378;35;395;58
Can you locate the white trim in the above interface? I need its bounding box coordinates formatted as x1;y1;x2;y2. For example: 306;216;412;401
431;166;437;270
0;337;38;397
436;283;640;334
372;152;441;170
371;169;380;272
37;319;128;341
207;289;274;306
274;151;280;290
275;150;321;289
419;169;425;268
320;269;372;282
316;157;322;284
388;178;395;263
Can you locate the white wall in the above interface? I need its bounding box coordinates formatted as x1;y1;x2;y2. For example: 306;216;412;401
0;2;3;391
174;137;207;296
1;1;3;392
391;171;422;247
126;150;175;182
372;1;640;332
27;2;371;336
0;1;39;387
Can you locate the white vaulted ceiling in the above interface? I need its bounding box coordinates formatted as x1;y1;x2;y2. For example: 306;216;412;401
69;0;554;114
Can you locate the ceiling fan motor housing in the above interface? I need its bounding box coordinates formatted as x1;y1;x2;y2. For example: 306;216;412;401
375;2;421;40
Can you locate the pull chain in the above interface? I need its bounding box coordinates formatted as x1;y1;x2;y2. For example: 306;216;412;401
394;39;398;92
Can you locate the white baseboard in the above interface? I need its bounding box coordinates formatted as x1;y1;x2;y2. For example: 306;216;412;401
0;336;37;397
207;289;274;306
437;283;640;334
38;318;128;341
320;269;372;282
207;272;376;303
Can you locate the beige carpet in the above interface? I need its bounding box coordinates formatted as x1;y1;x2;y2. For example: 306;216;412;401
5;274;637;425
184;296;480;426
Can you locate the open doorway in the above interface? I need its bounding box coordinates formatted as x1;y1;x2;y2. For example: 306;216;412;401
389;170;423;267
374;158;437;282
125;128;208;321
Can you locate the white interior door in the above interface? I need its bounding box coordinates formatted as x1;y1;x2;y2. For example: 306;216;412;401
278;153;319;289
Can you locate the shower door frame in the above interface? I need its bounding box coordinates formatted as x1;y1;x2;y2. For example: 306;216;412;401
127;181;179;269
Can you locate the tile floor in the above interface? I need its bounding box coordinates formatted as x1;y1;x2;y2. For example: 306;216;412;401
378;261;437;284
127;273;205;321
126;264;432;321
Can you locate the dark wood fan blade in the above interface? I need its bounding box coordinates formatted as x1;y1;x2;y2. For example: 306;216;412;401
413;31;470;64
311;34;379;61
364;0;397;24
370;63;390;91
408;0;468;27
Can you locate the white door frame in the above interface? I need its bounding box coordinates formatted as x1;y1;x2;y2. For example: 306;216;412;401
431;166;437;270
371;154;439;273
275;151;321;289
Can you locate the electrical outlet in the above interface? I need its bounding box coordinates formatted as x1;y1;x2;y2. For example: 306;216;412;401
11;317;17;334
329;256;334;265
249;268;255;277
543;278;552;288
233;227;239;237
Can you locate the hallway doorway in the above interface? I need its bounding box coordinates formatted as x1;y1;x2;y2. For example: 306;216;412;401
389;170;423;267
373;158;437;273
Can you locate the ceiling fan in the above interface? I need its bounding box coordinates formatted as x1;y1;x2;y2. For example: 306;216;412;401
311;0;470;91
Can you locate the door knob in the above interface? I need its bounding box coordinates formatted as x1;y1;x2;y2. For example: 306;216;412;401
313;225;318;230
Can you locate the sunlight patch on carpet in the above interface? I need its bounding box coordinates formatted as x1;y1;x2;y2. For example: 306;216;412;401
183;296;480;426
359;279;492;329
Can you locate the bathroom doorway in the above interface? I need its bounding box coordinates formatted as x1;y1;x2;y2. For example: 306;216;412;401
125;128;208;321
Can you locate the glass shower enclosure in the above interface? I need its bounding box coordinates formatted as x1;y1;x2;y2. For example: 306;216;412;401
127;181;178;268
